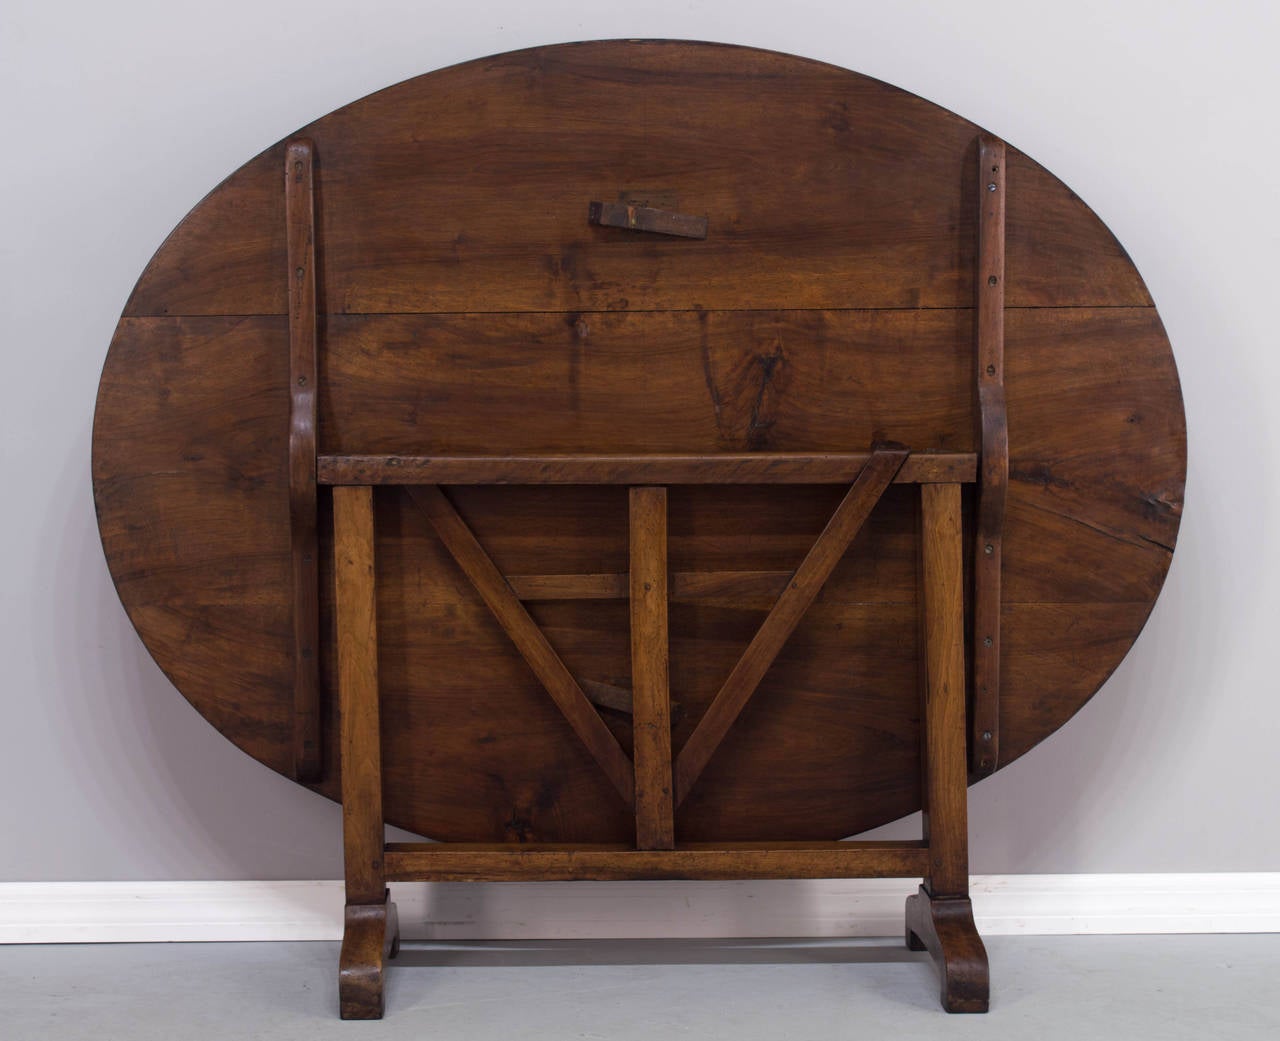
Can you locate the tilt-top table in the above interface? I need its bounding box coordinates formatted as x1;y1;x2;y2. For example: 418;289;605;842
92;40;1186;1017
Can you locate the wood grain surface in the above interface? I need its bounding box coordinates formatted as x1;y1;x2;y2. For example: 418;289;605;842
673;447;907;805
286;138;321;782
919;484;969;896
383;841;930;881
404;485;635;808
972;135;1007;777
92;40;1186;844
629;487;675;849
333;486;385;905
121;44;1149;317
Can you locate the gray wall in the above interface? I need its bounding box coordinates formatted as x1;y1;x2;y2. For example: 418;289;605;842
3;0;1277;882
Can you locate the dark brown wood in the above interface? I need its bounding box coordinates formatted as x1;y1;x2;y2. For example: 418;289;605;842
90;39;1192;1020
907;484;989;1012
318;452;975;486
384;841;929;881
507;570;809;604
319;309;979;457
94;316;292;776
404;485;635;808
333;485;385;906
578;679;685;727
285;138;321;782
588;200;709;239
674;447;908;804
333;489;399;1020
89;307;1183;847
919;483;969;896
629;487;674;849
509;572;630;600
121;43;1151;317
378;576;924;841
580;677;638;714
91;34;1187;979
1004;307;1184;558
972;134;1007;778
338;895;400;1020
669;570;796;606
905;887;989;1013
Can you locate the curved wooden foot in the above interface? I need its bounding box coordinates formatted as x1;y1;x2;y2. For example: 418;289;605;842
904;885;989;1013
339;894;401;1019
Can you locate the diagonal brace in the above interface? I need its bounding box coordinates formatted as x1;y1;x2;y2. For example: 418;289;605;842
405;485;635;807
673;446;909;806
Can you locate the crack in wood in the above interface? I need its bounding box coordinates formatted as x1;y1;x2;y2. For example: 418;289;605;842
1015;494;1176;555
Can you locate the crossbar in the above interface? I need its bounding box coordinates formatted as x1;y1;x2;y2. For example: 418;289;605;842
318;452;975;485
383;841;930;881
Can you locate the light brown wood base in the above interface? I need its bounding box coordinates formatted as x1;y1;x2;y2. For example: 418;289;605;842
904;885;989;1013
338;895;400;1020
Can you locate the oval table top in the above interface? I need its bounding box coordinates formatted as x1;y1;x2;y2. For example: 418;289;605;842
92;40;1185;843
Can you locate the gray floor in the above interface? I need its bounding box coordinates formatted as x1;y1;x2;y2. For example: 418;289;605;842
1;935;1278;1040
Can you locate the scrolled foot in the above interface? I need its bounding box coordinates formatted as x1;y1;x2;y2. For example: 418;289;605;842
339;894;400;1019
904;885;989;1013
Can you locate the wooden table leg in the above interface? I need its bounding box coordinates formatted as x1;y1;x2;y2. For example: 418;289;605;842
333;485;400;1019
905;482;989;1013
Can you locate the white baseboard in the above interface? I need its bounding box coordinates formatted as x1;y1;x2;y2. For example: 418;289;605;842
2;874;1277;944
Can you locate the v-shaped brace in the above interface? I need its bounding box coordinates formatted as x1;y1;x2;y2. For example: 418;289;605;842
405;485;636;808
405;446;907;817
673;446;909;805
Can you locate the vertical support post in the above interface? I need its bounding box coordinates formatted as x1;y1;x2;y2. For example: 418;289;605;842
629;486;674;850
906;481;988;1013
973;133;1008;776
335;485;384;906
919;483;969;896
333;485;398;1019
286;137;321;782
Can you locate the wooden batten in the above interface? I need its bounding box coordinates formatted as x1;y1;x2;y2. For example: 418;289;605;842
285;137;321;783
972;134;1008;777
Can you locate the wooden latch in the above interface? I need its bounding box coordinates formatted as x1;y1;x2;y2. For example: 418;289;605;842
588;201;708;239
